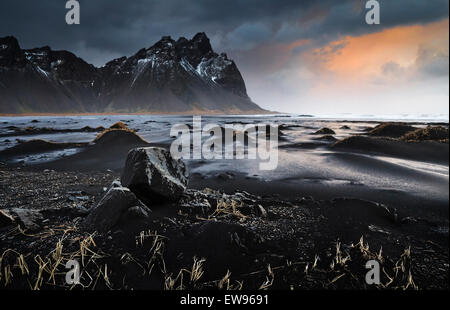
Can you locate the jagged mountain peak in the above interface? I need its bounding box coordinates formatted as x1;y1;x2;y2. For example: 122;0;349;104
0;36;24;67
104;33;216;70
0;36;20;49
0;34;265;114
151;33;213;62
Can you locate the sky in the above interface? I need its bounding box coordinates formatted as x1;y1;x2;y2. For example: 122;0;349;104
0;0;448;117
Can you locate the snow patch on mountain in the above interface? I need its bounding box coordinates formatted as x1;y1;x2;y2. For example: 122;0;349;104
0;33;264;114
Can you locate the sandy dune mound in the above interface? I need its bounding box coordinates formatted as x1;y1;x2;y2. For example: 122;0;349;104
93;122;147;145
367;123;417;138
401;126;449;143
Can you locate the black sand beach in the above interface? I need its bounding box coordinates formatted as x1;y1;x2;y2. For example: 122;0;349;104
0;117;448;289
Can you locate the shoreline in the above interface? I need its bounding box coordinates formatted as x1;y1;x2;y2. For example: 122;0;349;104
0;110;278;117
1;113;447;125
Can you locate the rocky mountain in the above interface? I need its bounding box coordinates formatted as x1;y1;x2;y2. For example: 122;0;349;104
0;33;265;114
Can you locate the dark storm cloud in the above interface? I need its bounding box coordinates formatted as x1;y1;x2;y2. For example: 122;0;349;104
0;0;448;66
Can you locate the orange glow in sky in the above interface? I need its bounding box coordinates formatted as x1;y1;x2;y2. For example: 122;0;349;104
315;19;449;79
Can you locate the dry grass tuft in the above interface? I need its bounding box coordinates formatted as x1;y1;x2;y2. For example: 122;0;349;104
93;127;138;143
209;199;247;220
0;228;423;290
401;126;449;143
164;257;207;290
109;122;128;130
258;265;274;290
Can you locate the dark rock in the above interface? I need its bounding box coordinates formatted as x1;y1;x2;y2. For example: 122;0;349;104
10;208;44;231
80;126;105;132
83;187;151;232
121;147;188;203
314;128;336;135
40;206;89;218
312;135;337;142
233;191;257;203
179;199;212;217
67;195;89;202
367;224;390;235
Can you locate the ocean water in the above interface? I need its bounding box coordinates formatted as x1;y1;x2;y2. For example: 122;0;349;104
0;114;448;201
0;113;448;150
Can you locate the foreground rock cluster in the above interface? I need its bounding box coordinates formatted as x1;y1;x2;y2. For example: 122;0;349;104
83;147;188;232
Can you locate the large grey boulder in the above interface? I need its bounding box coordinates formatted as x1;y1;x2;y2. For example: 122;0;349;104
83;186;151;232
121;147;188;203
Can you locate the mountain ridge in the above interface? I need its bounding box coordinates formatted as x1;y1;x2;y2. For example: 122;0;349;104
0;33;267;114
